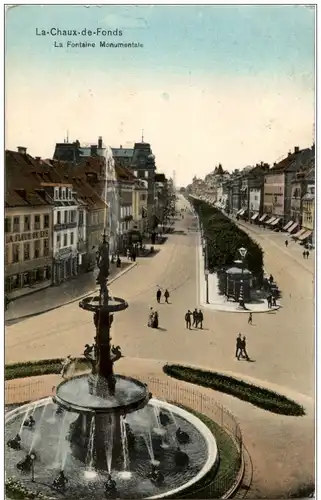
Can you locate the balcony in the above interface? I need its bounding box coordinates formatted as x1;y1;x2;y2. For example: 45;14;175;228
54;222;77;231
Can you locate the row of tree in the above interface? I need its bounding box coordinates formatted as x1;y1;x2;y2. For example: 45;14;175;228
191;198;264;278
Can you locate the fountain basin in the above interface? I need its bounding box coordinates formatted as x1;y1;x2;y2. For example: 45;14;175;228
5;397;218;500
54;374;151;414
79;296;128;313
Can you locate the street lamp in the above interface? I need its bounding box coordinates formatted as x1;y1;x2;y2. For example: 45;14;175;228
238;247;247;307
205;269;210;304
30;452;36;482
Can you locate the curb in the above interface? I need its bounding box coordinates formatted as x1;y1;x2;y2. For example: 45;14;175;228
5;262;137;325
200;302;281;314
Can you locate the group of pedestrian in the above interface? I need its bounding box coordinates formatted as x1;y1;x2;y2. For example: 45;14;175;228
235;334;250;361
126;247;137;262
267;294;277;308
184;309;204;329
156;288;170;304
303;250;310;259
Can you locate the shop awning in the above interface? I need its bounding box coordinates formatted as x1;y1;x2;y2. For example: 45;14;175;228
251;213;259;221
298;230;312;241
266;217;276;225
283;220;293;231
236;209;243;215
287;222;299;233
292;228;306;239
239;209;246;216
270;217;281;226
259;214;268;222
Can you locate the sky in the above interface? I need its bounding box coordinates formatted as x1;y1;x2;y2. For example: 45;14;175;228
5;4;315;186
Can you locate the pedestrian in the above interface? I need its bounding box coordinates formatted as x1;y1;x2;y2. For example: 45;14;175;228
272;296;277;307
185;310;192;329
269;274;274;283
156;288;162;303
197;309;204;329
235;334;242;359
192;308;199;328
267;294;271;309
285;240;288;247
306;250;310;259
303;251;306;259
239;336;250;361
164;289;170;304
126;248;131;260
148;307;154;327
248;313;252;325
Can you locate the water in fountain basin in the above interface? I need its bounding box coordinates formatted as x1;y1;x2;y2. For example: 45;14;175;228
105;414;115;473
53;412;68;468
86;416;95;470
142;429;156;463
29;400;50;454
19;407;31;434
168;408;179;429
120;416;130;471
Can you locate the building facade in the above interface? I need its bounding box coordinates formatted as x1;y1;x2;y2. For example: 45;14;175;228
5;205;53;298
263;172;285;217
132;179;148;235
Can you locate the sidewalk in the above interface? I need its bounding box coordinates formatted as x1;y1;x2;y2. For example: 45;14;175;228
5;261;136;324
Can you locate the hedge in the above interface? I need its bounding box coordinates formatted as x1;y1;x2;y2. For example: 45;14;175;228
163;364;305;416
5;478;53;500
5;357;90;380
190;198;264;277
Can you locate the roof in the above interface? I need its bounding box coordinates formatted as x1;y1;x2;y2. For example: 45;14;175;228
111;148;134;158
270;147;313;173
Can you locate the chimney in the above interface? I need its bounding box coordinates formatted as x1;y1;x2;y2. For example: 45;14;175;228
294;146;300;154
90;145;98;156
17;146;27;154
120;145;123;149
288;151;292;157
98;136;103;149
35;156;41;161
274;162;277;167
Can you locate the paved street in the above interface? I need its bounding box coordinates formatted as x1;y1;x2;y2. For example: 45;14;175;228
6;195;314;398
5;194;314;497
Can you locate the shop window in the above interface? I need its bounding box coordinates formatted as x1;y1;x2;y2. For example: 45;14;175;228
12;243;20;263
44;214;49;228
43;239;49;256
34;240;41;259
34;215;41;230
11;274;20;290
5;217;12;233
79;210;84;225
64;234;68;246
13;216;20;233
70;232;74;245
24;242;30;261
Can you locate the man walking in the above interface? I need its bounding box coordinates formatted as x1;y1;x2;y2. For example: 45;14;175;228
248;313;253;325
164;289;170;304
306;250;310;259
303;251;306;259
235;334;242;359
192;308;199;328
285;240;288;247
185;310;192;329
238;336;250;361
197;309;204;329
156;288;162;303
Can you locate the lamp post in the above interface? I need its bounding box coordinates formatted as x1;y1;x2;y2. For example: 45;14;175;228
238;247;247;307
30;453;36;482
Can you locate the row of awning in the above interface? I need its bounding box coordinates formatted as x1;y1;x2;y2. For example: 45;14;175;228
251;214;313;241
236;208;247;216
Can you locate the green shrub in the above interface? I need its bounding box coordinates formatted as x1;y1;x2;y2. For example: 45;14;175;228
163;364;305;416
5;478;53;500
5;357;90;380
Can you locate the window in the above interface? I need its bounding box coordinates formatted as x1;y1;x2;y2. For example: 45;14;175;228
57;211;61;224
34;240;41;259
5;245;9;265
43;239;49;256
34;215;41;230
54;188;59;200
24;215;30;231
70;232;74;245
13;216;20;233
79;210;84;226
12;243;20;263
70;210;76;223
23;272;30;287
44;214;49;228
5;217;11;233
57;234;61;248
64;211;68;223
134;171;138;177
24;243;30;261
63;234;67;247
62;188;66;199
145;171;149;179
